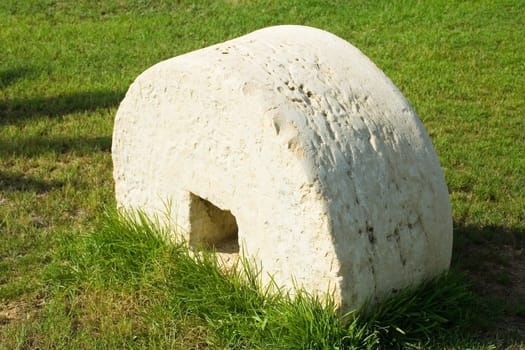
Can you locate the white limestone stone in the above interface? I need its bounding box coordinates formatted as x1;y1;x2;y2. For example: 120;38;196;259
112;25;453;311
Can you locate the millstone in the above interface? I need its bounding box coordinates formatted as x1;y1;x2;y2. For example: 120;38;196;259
112;25;453;311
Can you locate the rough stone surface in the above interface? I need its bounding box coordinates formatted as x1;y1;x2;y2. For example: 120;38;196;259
112;25;453;311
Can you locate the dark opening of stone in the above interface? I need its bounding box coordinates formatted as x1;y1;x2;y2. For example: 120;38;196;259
188;192;239;253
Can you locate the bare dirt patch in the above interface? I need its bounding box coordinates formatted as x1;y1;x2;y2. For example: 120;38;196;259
0;293;45;327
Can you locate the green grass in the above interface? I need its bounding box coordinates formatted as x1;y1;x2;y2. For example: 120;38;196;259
2;210;490;349
1;0;524;348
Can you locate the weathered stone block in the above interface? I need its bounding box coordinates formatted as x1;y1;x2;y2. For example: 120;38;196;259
112;25;453;311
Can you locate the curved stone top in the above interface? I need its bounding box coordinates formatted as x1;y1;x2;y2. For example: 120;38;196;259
112;25;453;311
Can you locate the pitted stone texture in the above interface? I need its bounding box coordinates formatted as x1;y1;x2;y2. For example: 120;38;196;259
112;25;453;311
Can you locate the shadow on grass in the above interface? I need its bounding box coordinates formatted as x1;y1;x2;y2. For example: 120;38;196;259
0;66;37;88
0;135;111;157
451;222;525;344
0;170;64;193
453;222;525;266
0;91;124;125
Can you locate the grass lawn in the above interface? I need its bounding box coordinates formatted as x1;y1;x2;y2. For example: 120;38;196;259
1;0;524;348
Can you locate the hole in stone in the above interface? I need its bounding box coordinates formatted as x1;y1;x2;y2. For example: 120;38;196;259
188;192;239;254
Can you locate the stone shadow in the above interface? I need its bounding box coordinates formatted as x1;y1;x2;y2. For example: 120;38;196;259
452;222;525;267
452;222;525;342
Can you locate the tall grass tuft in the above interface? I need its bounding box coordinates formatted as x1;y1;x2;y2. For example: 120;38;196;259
43;209;486;349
